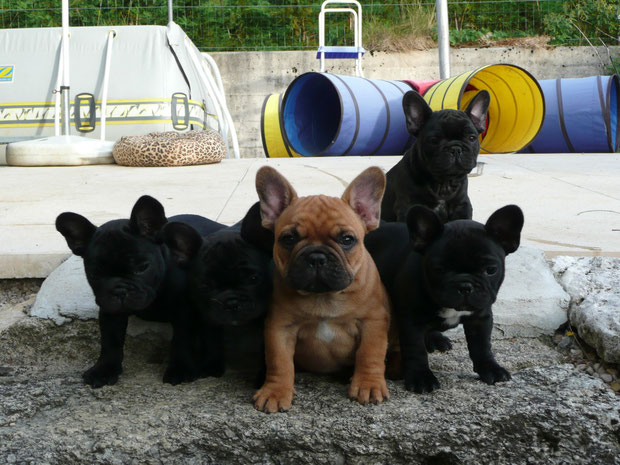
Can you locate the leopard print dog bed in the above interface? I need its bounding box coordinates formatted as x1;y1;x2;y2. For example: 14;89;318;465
113;130;226;167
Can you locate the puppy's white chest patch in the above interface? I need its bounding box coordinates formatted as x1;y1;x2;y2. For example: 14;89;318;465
316;320;337;343
439;308;473;326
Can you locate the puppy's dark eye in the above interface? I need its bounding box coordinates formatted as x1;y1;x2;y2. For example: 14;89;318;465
338;234;357;249
134;262;150;274
484;265;498;276
278;231;299;249
427;137;440;145
248;274;258;283
469;135;478;142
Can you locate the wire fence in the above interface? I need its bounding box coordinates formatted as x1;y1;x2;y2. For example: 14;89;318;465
1;1;618;52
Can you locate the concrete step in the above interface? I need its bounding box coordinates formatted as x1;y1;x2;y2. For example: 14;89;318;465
0;154;618;279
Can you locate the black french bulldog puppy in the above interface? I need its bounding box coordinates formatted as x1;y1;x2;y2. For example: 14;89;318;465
55;195;226;388
365;204;523;393
162;202;273;385
381;89;491;223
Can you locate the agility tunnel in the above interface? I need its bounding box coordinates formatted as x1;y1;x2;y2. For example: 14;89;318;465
263;72;414;157
261;93;301;158
261;64;544;157
421;64;545;154
522;75;619;153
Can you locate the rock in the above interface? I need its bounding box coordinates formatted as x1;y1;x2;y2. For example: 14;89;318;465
0;296;34;334
29;255;97;325
552;256;620;364
600;373;613;383
470;246;569;338
0;318;618;465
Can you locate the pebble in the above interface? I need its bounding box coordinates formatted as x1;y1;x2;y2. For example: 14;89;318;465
586;367;595;375
610;382;620;392
576;364;587;371
557;337;573;350
600;374;613;383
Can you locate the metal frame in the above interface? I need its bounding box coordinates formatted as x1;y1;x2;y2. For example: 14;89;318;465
318;0;364;77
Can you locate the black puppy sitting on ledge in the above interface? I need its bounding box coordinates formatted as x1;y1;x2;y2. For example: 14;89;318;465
56;195;225;387
381;89;490;223
162;202;273;386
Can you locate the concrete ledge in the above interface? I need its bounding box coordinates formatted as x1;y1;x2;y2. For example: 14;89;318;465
0;154;619;279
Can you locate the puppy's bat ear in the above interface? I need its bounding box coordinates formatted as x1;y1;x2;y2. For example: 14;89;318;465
255;166;298;231
406;206;443;253
55;212;97;257
402;91;433;136
240;201;275;256
342;166;386;232
465;90;490;134
129;195;168;238
162;222;202;266
485;205;524;255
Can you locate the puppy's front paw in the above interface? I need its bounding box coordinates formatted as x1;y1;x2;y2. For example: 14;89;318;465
253;383;294;413
475;361;511;385
82;363;122;388
349;375;389;405
163;363;198;385
404;369;440;393
425;332;452;353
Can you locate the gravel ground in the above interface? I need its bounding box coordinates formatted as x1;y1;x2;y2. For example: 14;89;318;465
0;279;42;309
0;277;618;464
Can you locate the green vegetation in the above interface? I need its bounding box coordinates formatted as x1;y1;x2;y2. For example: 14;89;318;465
0;0;617;51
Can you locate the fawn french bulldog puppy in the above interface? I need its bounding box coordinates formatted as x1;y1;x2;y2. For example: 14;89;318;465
56;195;225;387
366;204;523;393
253;166;390;413
382;90;490;223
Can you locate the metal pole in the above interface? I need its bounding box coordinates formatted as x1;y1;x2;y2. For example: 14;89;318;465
168;0;173;23
436;0;450;79
61;0;71;136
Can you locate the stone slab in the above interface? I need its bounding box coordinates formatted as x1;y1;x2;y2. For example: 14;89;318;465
552;256;620;364
0;318;618;465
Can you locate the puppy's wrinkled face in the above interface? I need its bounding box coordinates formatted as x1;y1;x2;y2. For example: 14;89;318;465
190;230;272;326
418;111;482;178
423;222;506;312
56;195;169;314
407;204;524;314
256;166;386;295
274;196;366;293
83;221;167;313
402;90;490;179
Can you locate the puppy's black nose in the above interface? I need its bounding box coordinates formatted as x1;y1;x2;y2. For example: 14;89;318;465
452;146;462;157
225;298;239;310
307;252;328;268
112;287;128;299
457;282;474;295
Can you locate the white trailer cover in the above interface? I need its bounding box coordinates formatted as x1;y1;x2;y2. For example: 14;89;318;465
0;23;225;144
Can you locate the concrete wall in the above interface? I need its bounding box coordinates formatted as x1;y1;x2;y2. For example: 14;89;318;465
210;46;619;158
